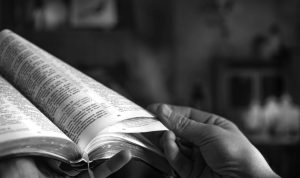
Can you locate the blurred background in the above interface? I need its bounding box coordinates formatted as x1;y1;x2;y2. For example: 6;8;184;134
1;0;300;177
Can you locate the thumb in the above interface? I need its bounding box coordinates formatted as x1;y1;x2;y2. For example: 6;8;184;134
150;104;213;144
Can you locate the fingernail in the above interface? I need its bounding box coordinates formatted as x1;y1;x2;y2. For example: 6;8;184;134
161;104;172;118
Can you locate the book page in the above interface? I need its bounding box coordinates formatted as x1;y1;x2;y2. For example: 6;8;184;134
0;30;167;150
0;75;82;162
0;75;70;142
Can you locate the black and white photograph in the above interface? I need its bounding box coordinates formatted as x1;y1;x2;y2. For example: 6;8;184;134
0;0;299;177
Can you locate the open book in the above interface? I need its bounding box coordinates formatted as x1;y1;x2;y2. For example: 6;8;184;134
0;29;172;176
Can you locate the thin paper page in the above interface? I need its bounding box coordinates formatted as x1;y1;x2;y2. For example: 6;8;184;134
0;29;167;150
100;117;167;133
0;75;70;143
0;30;127;149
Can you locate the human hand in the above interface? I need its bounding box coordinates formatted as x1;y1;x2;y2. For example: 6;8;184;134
148;104;280;178
0;150;131;178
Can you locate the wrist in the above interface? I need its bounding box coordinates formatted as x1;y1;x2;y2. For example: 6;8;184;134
245;171;280;178
232;165;280;178
239;145;280;178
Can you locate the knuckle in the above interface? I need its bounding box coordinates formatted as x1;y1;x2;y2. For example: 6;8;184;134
172;113;190;133
205;124;218;133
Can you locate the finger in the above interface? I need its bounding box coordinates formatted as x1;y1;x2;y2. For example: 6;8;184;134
151;104;203;136
94;150;132;178
162;131;193;178
170;105;237;131
150;104;222;146
148;104;192;118
189;148;207;178
176;140;193;158
148;103;221;124
149;103;238;131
